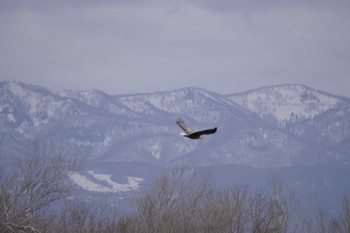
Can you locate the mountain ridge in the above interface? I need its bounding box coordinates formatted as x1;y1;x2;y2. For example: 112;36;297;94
1;80;349;168
226;83;346;125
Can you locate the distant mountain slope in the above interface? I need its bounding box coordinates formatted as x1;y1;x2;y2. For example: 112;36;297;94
1;81;349;168
288;101;350;159
226;84;344;125
225;84;350;161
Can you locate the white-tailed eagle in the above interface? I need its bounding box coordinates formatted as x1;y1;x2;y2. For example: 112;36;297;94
176;119;217;139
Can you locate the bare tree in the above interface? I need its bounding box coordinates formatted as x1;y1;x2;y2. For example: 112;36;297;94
54;197;121;233
0;141;77;233
249;177;300;233
341;196;350;233
128;166;214;233
314;195;350;233
128;166;253;233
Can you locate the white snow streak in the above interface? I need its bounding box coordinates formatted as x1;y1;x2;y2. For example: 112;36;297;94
70;171;143;193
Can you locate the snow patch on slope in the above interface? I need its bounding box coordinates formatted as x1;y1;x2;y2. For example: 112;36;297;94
70;171;143;193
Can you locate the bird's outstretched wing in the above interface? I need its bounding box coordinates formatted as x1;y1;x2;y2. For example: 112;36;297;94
188;127;217;138
176;119;192;135
198;127;217;135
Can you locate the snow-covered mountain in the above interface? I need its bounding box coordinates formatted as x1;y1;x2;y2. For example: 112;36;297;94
1;81;349;165
226;84;350;158
227;84;344;125
1;80;349;209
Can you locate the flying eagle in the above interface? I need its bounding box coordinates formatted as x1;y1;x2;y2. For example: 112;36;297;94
176;119;217;139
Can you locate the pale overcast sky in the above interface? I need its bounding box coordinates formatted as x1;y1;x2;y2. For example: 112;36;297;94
1;0;350;97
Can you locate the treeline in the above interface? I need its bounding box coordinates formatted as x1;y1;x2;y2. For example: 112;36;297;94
0;142;349;233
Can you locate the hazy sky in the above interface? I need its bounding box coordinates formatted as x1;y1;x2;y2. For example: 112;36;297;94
1;0;350;96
